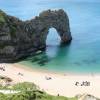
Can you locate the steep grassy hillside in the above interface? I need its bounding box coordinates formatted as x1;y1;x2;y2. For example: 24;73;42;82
0;82;77;100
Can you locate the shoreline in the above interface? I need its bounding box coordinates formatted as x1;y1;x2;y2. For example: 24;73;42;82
0;63;100;98
18;62;100;76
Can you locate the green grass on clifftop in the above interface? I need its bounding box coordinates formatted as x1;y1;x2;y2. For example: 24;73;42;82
0;12;5;24
0;82;78;100
0;91;78;100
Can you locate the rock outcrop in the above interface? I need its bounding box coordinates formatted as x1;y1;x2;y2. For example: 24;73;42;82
76;94;100;100
0;9;72;63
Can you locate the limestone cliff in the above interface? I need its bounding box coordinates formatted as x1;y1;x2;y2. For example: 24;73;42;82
0;9;72;62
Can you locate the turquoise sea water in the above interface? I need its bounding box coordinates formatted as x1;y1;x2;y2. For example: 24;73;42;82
0;0;100;74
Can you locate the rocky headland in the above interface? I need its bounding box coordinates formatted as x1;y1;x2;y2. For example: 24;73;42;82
0;9;72;63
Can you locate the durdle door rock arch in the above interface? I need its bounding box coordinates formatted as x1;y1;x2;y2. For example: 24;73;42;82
0;9;72;62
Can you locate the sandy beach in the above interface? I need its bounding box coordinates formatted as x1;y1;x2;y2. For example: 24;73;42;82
0;63;100;98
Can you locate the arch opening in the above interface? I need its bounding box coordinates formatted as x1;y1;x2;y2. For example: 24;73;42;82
46;28;61;46
46;28;61;58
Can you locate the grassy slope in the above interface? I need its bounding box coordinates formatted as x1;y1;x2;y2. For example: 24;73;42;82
0;11;5;24
0;91;77;100
0;82;78;100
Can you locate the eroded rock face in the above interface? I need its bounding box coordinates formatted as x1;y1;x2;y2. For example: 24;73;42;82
76;94;100;100
0;9;72;62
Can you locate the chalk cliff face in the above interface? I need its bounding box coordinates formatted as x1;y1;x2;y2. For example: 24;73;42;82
0;9;72;62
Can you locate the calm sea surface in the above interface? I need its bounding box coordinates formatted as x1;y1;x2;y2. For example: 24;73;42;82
0;0;100;74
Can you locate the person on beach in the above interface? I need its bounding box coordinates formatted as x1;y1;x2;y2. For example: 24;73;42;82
45;76;52;80
0;66;5;71
18;72;24;76
57;94;60;96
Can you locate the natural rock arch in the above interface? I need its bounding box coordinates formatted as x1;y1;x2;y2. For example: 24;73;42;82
0;9;72;62
26;9;72;49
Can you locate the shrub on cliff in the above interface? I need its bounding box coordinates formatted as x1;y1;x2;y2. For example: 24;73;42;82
12;82;38;91
0;82;78;100
0;10;6;25
0;90;77;100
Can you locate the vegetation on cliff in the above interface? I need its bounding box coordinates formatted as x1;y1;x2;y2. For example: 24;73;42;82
0;15;5;23
0;82;77;100
0;82;99;100
0;91;77;100
0;10;6;25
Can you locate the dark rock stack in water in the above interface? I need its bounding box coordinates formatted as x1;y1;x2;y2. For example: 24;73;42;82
0;9;72;63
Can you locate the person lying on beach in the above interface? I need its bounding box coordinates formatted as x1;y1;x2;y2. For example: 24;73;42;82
45;76;52;80
0;67;5;71
18;72;24;76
